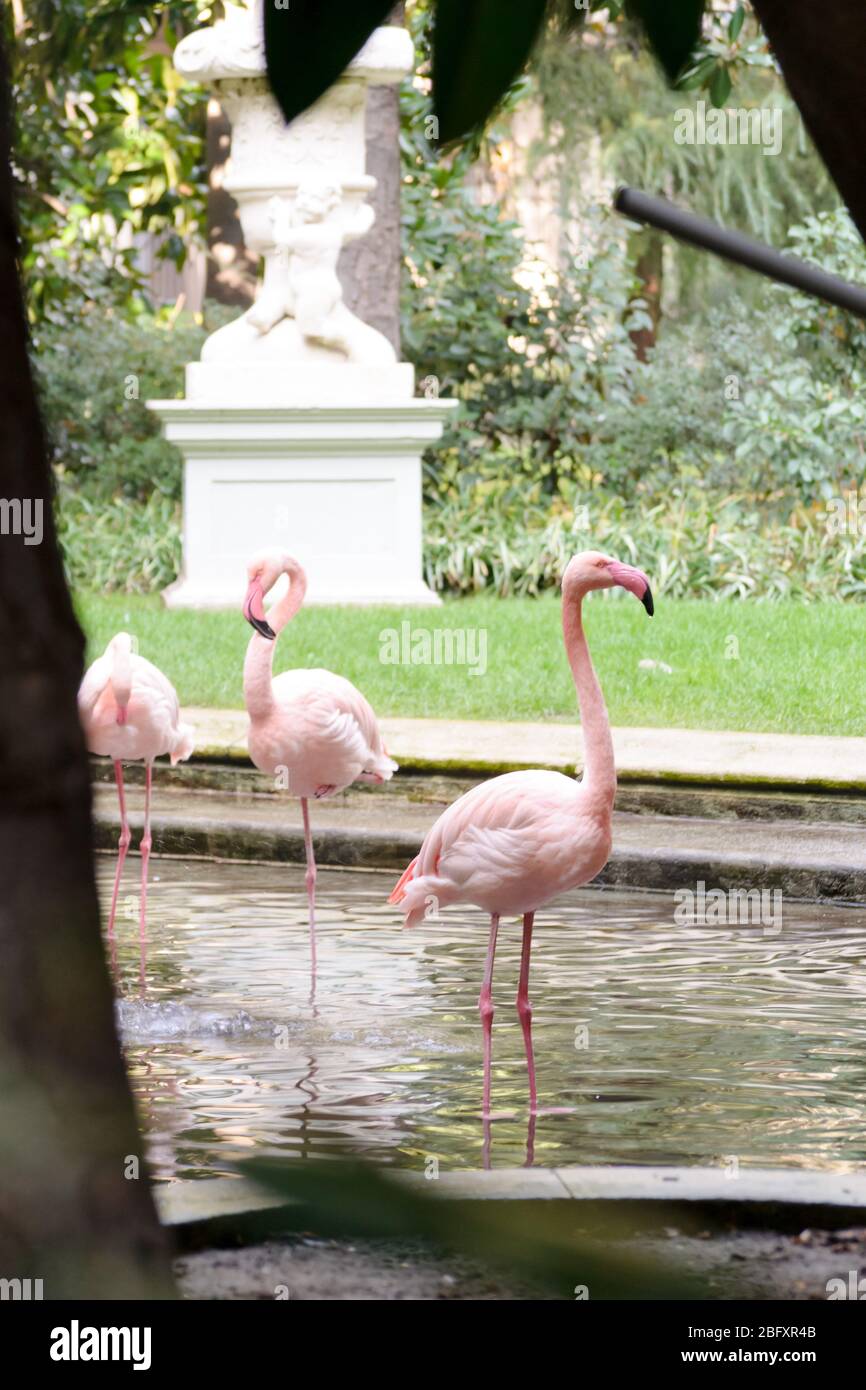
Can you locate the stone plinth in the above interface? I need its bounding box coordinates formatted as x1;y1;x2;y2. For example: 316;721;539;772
149;400;456;607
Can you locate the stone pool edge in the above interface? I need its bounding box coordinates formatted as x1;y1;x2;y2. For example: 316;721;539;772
157;1167;866;1248
179;709;866;797
93;810;866;903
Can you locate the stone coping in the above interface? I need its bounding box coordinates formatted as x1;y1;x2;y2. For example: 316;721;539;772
156;1166;866;1231
91;780;866;901
180;708;866;794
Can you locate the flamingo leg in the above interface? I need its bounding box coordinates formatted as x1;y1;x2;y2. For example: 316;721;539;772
139;764;153;934
517;911;538;1115
524;1109;537;1168
478;913;499;1118
300;796;318;988
138;764;153;989
106;760;130;937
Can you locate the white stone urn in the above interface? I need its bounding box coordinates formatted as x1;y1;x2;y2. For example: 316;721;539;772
149;0;455;607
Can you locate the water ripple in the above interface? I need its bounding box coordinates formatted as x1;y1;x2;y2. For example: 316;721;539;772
103;859;866;1177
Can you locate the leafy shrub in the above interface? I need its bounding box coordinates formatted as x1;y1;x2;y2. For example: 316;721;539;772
10;1;207;333
424;486;866;602
34;308;207;502
57;471;866;602
718;209;866;499
56;485;181;594
404;197;866;514
399;8;651;503
402;176;652;501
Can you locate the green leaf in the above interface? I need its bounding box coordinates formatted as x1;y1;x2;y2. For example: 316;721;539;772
677;54;720;89
433;0;549;145
709;63;732;107
728;4;746;42
264;0;395;127
627;0;706;82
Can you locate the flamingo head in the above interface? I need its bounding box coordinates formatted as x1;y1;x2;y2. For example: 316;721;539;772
243;551;306;640
562;550;653;616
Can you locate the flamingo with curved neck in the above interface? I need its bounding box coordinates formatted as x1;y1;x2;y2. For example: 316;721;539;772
390;550;653;1131
242;551;397;989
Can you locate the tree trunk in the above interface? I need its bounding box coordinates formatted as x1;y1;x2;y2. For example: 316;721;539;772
205;101;258;308
338;1;406;355
0;30;174;1299
627;227;662;360
752;1;866;242
338;79;404;354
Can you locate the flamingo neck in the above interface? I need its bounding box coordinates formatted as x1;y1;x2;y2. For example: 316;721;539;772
562;587;616;812
243;633;277;721
109;633;133;712
269;560;307;634
243;560;308;722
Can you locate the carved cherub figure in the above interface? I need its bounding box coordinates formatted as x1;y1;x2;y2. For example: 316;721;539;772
247;181;392;364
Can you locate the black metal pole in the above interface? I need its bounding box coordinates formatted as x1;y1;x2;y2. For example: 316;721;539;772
613;186;866;321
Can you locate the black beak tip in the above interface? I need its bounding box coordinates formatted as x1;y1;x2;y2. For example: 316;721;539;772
642;585;654;617
245;612;276;640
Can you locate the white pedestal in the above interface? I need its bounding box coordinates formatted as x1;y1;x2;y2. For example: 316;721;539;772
148;399;457;608
157;9;452;610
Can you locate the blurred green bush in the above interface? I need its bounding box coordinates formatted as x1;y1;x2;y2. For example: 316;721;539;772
39;110;865;599
35;308;205;502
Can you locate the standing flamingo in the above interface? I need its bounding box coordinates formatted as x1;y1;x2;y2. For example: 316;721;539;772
389;551;653;1121
78;633;195;939
242;552;397;986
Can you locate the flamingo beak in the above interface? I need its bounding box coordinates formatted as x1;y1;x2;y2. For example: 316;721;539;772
609;561;654;616
243;579;276;640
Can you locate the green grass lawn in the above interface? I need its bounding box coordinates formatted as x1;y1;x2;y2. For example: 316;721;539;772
75;591;866;736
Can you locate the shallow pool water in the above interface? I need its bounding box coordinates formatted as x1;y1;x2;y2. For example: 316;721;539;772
104;858;866;1179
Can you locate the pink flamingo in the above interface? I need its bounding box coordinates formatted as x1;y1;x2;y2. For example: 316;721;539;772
242;552;397;984
78;633;195;939
390;551;653;1120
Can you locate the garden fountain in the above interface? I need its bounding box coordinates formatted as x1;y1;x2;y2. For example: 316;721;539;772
149;0;454;607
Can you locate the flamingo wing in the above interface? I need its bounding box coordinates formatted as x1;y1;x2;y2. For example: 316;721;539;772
77;653;111;728
391;769;590;922
415;771;575;875
271;668;396;783
79;649;193;763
